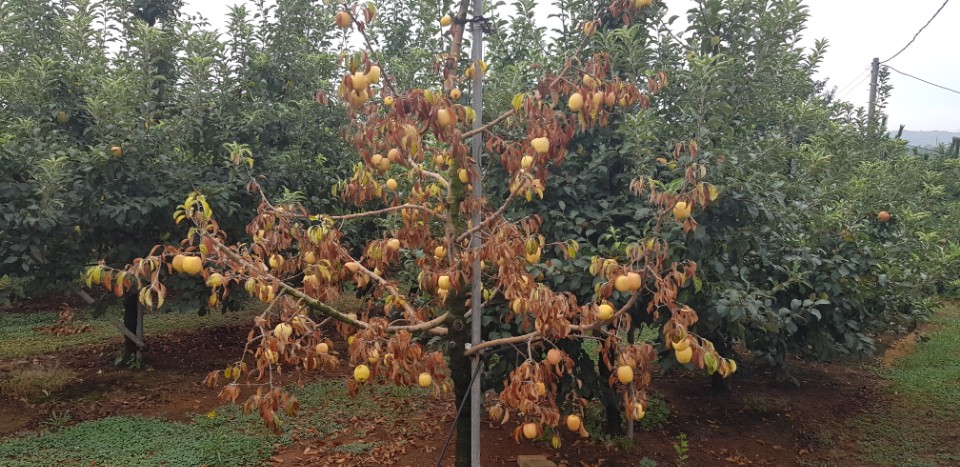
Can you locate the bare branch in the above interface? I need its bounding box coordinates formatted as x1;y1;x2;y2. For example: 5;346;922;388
461;108;515;140
209;235;365;327
465;293;640;356
328;203;441;221
456;190;517;243
206;233;448;335
349;258;443;327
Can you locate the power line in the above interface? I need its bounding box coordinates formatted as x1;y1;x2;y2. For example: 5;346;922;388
884;65;960;96
836;74;871;102
834;66;869;94
881;0;951;64
834;67;870;100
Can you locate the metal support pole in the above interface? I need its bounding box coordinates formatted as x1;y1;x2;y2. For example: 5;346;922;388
868;57;879;125
468;0;484;464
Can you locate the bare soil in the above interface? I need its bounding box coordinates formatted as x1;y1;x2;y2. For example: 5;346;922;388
0;318;946;466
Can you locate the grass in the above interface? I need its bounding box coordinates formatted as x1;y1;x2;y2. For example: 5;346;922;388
0;415;271;466
333;441;382;454
853;302;960;466
0;306;259;359
0;364;78;402
0;372;432;465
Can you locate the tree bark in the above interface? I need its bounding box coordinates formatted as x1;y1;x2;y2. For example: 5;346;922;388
122;290;141;359
446;299;473;466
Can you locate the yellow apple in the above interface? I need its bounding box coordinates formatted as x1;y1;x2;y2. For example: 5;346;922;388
566;414;581;432
673;201;692;221
568;92;584;112
546;349;562;366
351;71;368;90
354;364;371;382
522;422;538;440
172;254;186;273
521;155;534;169
597;303;614;320
182;256;202;276
205;273;223;288
387;148;400;162
366;65;381;84
418;372;432;387
274;323;293;340
531;137;549;154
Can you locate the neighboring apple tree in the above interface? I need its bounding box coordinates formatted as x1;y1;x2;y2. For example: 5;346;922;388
88;0;735;464
0;0;350;305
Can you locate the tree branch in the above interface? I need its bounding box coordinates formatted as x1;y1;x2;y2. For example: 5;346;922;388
464;293;639;356
349;257;449;333
461;108;514;140
456;190;516;243
206;234;448;335
446;0;474;73
327;203;441;221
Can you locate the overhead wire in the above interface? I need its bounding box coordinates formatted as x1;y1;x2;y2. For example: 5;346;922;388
880;0;951;64
836;72;872;102
833;66;870;100
884;65;960;96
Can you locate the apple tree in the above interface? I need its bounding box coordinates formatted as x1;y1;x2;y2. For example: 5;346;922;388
88;0;736;464
522;0;944;387
0;0;356;302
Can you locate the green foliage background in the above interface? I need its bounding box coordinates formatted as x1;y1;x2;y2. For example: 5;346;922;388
0;0;351;307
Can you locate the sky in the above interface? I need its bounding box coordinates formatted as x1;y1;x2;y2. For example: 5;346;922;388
182;1;960;132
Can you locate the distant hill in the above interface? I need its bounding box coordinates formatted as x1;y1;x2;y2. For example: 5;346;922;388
892;130;960;148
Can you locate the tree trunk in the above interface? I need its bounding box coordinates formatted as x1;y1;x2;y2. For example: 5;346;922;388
122;290;140;359
596;341;624;435
447;300;472;466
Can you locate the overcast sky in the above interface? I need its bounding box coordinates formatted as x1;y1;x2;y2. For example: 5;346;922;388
183;1;959;132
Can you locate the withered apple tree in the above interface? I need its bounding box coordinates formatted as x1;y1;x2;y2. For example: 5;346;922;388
86;0;733;464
